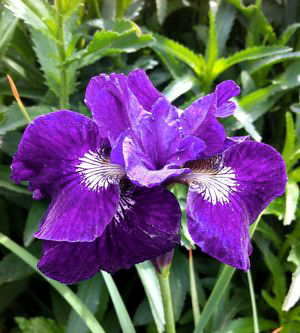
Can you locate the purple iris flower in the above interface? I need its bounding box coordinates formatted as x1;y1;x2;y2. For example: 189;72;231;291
11;69;287;284
103;70;286;271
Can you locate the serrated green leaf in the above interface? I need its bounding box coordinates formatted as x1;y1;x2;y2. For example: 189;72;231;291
4;0;55;38
24;200;48;247
152;33;205;76
155;0;167;25
0;130;22;156
283;112;296;165
0;103;54;135
66;274;106;333
15;317;64;333
213;46;291;78
284;180;299;226
76;28;154;68
0;253;33;285
282;240;300;311
215;0;236;55
0;7;18;58
136;261;165;333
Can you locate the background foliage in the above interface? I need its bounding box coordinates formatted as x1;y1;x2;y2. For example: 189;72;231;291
0;0;300;332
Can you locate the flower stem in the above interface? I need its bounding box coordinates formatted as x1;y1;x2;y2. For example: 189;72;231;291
247;270;260;333
55;0;69;109
157;272;176;333
189;249;200;327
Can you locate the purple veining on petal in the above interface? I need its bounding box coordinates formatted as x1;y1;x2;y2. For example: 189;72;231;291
181;141;287;270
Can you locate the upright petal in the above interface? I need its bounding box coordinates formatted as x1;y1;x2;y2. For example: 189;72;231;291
128;69;162;111
11;111;121;242
181;94;225;156
215;80;240;118
123;97;205;186
182;142;287;270
38;185;181;284
85;73;146;146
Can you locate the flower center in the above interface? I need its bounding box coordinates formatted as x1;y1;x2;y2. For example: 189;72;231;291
76;148;126;191
182;156;239;205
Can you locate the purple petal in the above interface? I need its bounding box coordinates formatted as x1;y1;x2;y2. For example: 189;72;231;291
184;141;287;270
215;80;240;118
38;186;181;284
222;136;250;151
11;111;121;242
123;97;205;186
85;73;146;146
181;94;226;156
128;69;162;111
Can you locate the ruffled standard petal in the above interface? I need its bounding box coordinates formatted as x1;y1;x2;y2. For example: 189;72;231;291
123;97;205;186
12;111;122;242
215;80;240;118
180;81;240;156
181;94;226;156
85;73;146;146
183;142;287;270
38;185;181;284
128;69;162;111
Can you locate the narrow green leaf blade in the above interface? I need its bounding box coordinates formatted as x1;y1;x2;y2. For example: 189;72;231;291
136;261;165;333
284;180;299;226
282;112;296;165
155;0;167;25
206;10;218;72
102;271;136;333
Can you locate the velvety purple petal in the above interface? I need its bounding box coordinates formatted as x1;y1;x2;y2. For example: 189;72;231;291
128;69;162;111
96;185;181;273
215;80;240;118
123;97;205;186
11;111;121;242
85;73;146;145
38;186;181;284
185;141;287;270
38;240;100;284
34;177;120;242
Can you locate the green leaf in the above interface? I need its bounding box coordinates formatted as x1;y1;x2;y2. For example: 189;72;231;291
206;10;218;72
213;46;291;78
62;0;83;16
284;180;299;226
0;165;30;195
136;261;165;333
0;103;54;135
0;253;33;285
155;0;167;25
15;317;64;333
0;130;22;156
279;23;300;46
76;25;154;68
0;6;18;58
256;220;281;248
30;28;77;96
163;75;199;102
215;1;236;56
283;112;296;165
282;240;300;311
24;200;49;247
4;0;55;38
247;52;300;74
152;33;205;76
0;280;28;314
102;271;136;333
214;317;277;333
66;274;107;333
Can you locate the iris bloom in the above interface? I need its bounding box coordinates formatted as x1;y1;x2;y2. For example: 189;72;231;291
11;69;286;283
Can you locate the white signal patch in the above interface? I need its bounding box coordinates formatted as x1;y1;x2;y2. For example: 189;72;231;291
76;149;125;191
185;156;238;205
